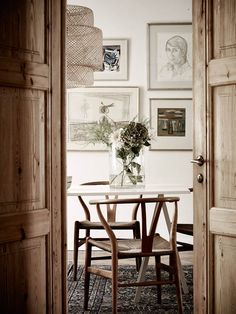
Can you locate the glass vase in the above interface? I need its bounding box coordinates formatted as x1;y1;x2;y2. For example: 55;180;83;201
109;143;145;188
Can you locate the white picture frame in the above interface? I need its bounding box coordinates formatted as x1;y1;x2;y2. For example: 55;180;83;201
148;23;192;90
149;98;193;150
94;39;128;81
67;87;139;151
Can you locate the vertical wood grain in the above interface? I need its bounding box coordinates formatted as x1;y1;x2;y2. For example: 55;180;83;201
0;88;45;213
194;0;236;312
214;235;236;313
0;238;47;313
0;0;66;313
0;1;45;62
213;0;236;59
50;0;66;312
193;1;208;312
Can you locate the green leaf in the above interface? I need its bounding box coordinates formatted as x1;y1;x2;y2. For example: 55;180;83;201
127;173;137;184
130;162;141;173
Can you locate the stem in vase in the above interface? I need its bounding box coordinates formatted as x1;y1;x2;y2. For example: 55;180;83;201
121;164;126;187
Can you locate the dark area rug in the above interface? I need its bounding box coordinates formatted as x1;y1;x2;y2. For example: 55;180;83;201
68;264;193;313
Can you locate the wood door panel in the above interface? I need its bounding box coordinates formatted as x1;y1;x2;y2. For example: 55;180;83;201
0;209;50;244
194;0;236;312
210;207;236;237
208;57;236;86
0;0;65;312
0;61;49;90
0;0;46;63
213;85;236;209
214;235;236;313
0;87;46;213
213;0;236;58
0;237;47;314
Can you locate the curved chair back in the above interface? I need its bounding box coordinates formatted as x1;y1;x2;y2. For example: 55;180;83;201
79;181;141;222
89;196;180;253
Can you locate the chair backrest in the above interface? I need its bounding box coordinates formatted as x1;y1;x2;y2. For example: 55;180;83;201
81;181;109;186
89;197;180;253
78;181;141;222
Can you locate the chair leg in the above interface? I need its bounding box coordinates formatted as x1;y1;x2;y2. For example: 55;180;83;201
85;228;90;238
155;256;161;304
73;221;79;281
84;240;92;311
111;253;118;314
172;254;183;314
133;222;141;271
169;254;174;281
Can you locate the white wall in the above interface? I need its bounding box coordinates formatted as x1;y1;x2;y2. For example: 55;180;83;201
67;0;193;250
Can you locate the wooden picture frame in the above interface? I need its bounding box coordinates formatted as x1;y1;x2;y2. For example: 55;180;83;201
94;39;128;81
148;23;192;90
149;98;193;150
67;87;139;151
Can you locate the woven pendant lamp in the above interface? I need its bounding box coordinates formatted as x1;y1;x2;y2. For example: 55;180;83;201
66;5;103;87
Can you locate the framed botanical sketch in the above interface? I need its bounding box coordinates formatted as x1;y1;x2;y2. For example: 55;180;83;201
67;87;139;151
94;39;128;81
149;98;193;150
148;23;192;90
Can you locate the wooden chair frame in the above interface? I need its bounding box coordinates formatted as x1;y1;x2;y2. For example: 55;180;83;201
176;188;193;252
73;181;142;280
84;197;183;313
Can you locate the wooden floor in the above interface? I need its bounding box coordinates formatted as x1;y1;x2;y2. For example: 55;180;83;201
67;250;193;266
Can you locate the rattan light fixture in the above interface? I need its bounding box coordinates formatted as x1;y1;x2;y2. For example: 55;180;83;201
66;5;103;87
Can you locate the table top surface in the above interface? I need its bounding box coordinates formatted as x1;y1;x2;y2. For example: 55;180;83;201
67;184;191;196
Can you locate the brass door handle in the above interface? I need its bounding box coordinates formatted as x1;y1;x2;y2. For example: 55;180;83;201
191;155;205;166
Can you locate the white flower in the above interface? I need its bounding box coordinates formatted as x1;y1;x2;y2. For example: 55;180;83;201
148;128;156;141
110;128;123;148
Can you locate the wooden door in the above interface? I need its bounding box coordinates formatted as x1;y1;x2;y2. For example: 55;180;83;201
193;0;236;313
0;1;66;313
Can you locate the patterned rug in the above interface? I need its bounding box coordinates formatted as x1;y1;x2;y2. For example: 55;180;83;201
68;264;193;313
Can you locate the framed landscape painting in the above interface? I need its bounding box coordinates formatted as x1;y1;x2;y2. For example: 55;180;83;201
148;23;192;90
94;39;128;81
149;98;192;150
67;87;139;151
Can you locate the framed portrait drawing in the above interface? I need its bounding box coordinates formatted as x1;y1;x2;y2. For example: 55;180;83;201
94;39;128;81
149;98;193;150
67;87;139;151
148;23;192;90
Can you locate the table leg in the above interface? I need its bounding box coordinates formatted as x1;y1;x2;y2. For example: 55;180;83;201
177;250;189;294
134;256;150;302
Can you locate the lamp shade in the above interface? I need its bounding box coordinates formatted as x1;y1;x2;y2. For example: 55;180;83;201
66;5;103;87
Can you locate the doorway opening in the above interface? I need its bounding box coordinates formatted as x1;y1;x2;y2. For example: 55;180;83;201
65;0;193;312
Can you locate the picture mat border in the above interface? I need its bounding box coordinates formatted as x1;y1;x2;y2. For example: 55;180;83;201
67;87;139;151
94;39;128;81
147;23;192;90
149;98;193;151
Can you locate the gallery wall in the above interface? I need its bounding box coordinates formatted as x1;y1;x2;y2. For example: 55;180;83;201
67;0;193;250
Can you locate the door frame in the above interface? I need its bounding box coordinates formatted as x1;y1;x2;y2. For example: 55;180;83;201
193;1;208;313
51;0;67;312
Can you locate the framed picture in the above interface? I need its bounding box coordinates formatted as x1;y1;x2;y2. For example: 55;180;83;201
67;87;139;151
94;39;128;81
149;98;193;150
148;23;192;90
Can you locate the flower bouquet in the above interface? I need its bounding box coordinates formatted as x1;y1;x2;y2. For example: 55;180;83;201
89;104;151;187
